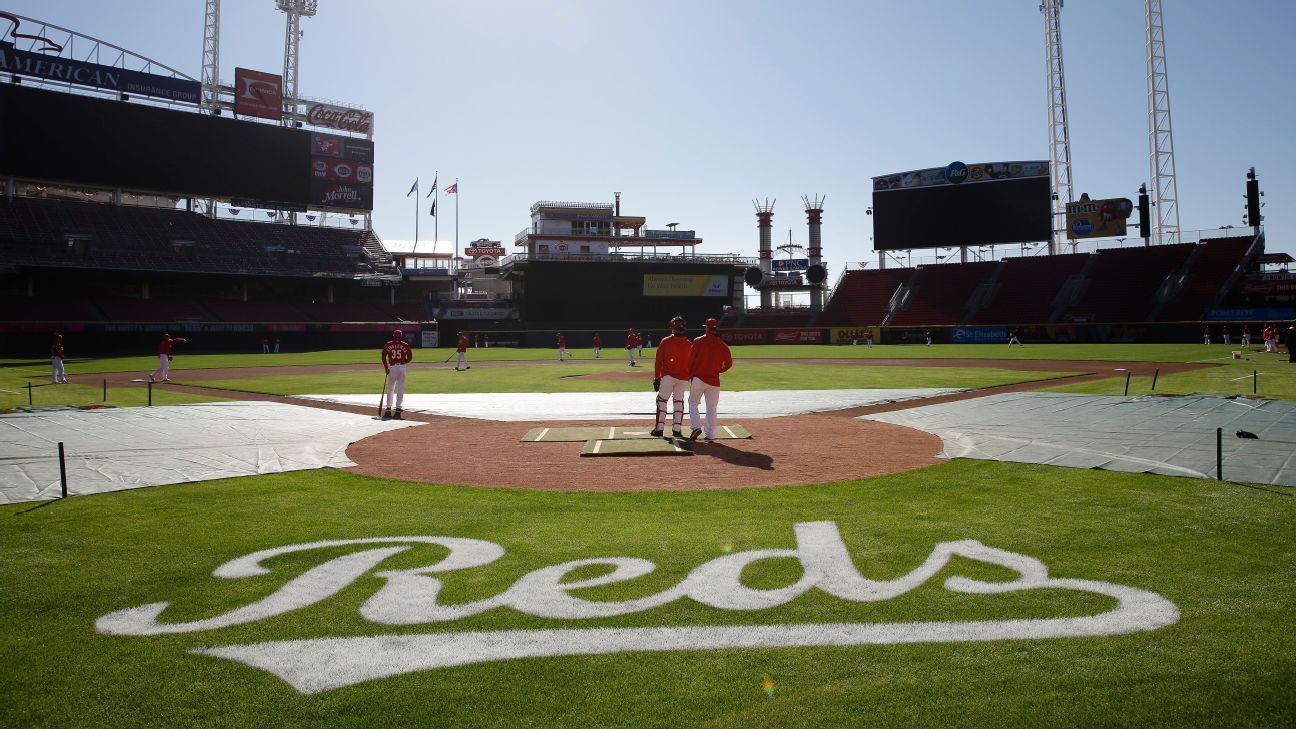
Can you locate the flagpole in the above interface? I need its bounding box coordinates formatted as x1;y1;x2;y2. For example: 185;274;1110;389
454;177;459;261
413;181;419;255
434;170;439;254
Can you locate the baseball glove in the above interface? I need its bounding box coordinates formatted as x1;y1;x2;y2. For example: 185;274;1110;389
652;377;661;392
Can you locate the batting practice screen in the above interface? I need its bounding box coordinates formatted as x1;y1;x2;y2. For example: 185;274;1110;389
0;85;373;211
871;162;1052;250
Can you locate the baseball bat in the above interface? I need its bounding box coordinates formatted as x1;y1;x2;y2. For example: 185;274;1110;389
378;370;389;417
444;350;456;364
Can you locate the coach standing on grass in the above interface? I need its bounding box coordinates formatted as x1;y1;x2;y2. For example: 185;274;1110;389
50;333;69;384
687;317;732;442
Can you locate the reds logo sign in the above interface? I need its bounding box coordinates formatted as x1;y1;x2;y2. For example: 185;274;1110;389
96;521;1178;694
234;68;283;120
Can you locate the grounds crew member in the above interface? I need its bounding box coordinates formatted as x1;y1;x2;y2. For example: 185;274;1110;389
50;333;69;384
381;329;412;419
149;333;187;383
455;331;471;370
652;315;693;438
687;317;733;442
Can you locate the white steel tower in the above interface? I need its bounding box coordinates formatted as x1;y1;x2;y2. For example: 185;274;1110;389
277;0;318;121
200;0;220;111
1145;0;1180;245
1041;0;1073;255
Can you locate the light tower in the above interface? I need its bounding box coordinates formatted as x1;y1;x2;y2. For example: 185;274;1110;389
753;199;775;308
1145;0;1181;245
277;0;318;121
803;195;826;312
1041;0;1073;255
199;0;220;112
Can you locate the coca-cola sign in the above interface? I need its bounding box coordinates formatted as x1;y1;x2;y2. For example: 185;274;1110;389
305;103;374;134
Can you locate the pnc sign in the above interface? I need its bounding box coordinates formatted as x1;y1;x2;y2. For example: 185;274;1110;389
96;521;1179;694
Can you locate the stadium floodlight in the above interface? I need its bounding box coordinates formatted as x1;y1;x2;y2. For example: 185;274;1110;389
276;0;318;15
277;0;318;120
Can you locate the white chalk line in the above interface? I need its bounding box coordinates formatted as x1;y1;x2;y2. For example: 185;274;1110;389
534;428;549;442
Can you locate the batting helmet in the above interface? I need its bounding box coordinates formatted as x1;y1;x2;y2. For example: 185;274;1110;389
670;315;687;329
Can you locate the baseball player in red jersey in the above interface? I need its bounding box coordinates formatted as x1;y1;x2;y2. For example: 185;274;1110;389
557;332;570;361
652;316;693;438
50;333;68;384
626;328;639;366
592;333;602;358
381;329;413;418
687;317;733;441
455;331;471;370
149;333;187;382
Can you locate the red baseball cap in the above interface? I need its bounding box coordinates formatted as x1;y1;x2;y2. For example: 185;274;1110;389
705;318;718;328
392;329;403;338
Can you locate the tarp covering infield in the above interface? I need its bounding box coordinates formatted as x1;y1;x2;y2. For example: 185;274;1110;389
0;402;420;504
865;392;1296;487
298;388;964;421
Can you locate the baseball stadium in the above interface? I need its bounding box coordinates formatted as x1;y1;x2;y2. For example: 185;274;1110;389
2;3;1294;728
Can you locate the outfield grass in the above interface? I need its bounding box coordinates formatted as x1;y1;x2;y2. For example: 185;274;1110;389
189;363;1076;396
0;365;227;412
1043;351;1296;400
1;460;1291;727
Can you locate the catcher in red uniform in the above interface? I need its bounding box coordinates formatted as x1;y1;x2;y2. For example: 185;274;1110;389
381;329;413;418
652;315;693;438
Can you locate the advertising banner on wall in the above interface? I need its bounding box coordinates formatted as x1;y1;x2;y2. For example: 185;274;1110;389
772;329;823;344
642;274;730;297
1065;194;1133;239
0;41;201;103
950;326;1009;344
308;133;373;210
233;68;282;120
829;327;880;344
308;181;372;210
719;330;767;345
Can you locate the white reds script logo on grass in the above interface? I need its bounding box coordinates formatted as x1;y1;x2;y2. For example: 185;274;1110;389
96;521;1179;694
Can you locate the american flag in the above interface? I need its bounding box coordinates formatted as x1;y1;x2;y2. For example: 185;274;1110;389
445;183;458;194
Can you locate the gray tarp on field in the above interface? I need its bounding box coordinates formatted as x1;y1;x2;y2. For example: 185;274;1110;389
297;388;964;421
0;402;420;504
865;392;1296;487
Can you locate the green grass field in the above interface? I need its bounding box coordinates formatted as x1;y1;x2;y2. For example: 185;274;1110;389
2;461;1292;727
189;363;1075;396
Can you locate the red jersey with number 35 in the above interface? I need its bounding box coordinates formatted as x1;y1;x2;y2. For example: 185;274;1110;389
383;339;412;366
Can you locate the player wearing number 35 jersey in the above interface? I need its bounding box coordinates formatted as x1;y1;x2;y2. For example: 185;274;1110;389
688;317;732;441
382;329;412;419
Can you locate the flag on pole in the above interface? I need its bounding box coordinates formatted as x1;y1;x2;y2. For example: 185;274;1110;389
406;179;418;197
445;183;458;194
426;175;438;197
429;199;436;217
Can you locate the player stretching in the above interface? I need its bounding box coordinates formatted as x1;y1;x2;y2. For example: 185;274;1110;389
381;329;412;419
149;333;187;383
455;331;471;370
651;316;693;438
688;317;733;442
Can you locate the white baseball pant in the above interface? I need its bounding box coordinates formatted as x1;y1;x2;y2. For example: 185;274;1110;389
387;364;406;409
456;352;469;369
655;375;688;432
150;354;170;381
689;377;721;439
51;356;66;384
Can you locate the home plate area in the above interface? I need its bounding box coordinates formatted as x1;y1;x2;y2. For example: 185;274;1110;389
522;424;753;457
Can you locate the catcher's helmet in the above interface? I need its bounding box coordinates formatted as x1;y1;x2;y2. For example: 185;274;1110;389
670;315;687;329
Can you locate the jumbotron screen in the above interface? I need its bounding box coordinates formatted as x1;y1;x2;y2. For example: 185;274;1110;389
0;85;372;211
871;161;1051;250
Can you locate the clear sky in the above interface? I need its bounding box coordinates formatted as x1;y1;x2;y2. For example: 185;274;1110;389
9;0;1294;268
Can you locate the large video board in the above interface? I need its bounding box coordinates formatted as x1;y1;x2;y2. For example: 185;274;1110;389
871;161;1051;250
0;85;372;211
